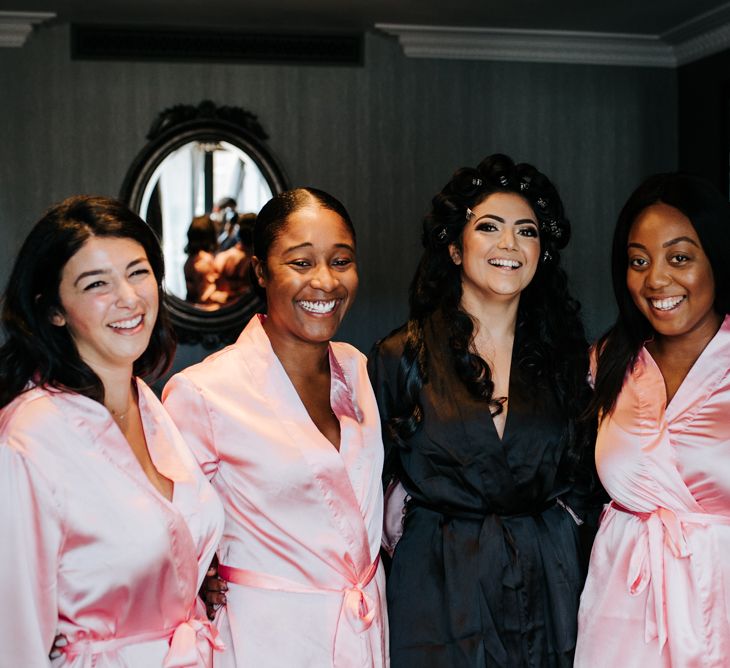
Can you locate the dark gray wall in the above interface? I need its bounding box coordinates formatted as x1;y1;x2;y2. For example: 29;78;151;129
0;24;678;368
678;48;730;194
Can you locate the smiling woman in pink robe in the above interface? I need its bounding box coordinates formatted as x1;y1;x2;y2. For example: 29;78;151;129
163;188;388;667
0;196;224;667
575;173;730;667
1;380;224;667
576;322;730;666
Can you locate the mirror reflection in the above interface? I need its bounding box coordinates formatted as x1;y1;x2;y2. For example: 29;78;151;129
140;140;273;309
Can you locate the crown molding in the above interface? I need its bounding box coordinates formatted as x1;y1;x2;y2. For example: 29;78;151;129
0;11;55;47
661;1;730;65
375;24;676;67
377;5;730;69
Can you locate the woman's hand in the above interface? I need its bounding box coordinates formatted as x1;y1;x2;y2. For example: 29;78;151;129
382;478;409;557
200;560;228;620
49;634;68;660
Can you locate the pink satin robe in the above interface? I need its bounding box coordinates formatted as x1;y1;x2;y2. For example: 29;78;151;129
0;379;224;667
575;316;730;667
163;315;388;668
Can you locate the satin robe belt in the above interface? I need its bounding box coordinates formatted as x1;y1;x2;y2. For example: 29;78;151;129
611;501;730;651
62;618;224;667
218;558;380;663
408;498;568;666
408;498;558;520
407;496;561;563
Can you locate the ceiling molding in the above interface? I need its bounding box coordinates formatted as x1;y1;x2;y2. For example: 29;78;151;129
0;11;55;47
662;1;730;43
670;22;730;66
375;24;676;67
662;1;730;65
377;4;730;69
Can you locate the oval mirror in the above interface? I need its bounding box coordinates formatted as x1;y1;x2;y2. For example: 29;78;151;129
120;100;287;347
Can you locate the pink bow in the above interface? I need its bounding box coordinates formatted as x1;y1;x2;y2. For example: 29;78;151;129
164;617;226;668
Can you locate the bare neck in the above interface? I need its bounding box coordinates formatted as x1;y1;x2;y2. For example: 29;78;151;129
92;362;136;414
262;320;330;382
460;290;519;354
648;312;723;367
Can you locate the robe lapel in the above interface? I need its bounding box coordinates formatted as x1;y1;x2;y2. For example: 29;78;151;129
423;314;515;479
51;385;200;586
239;316;374;573
665;315;730;431
137;380;194;488
635;349;709;513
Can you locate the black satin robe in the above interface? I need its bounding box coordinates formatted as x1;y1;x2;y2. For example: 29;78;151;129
368;318;595;668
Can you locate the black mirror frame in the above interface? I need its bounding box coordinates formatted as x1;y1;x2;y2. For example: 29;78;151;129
120;100;287;348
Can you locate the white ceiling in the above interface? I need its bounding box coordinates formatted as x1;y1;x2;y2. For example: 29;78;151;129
1;0;728;35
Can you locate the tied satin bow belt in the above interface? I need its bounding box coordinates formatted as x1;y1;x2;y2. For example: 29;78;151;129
62;618;224;667
218;557;380;663
611;501;730;651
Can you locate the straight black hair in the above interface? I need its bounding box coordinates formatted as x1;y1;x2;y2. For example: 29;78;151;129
590;172;730;421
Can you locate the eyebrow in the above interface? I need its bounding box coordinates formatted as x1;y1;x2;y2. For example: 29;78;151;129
627;236;700;251
474;214;538;226
73;257;148;287
283;242;356;253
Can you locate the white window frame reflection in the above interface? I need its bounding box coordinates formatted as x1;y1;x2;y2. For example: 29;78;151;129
140;141;273;299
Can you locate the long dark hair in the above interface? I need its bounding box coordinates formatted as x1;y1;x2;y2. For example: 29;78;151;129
184;215;218;254
0;195;176;408
589;172;730;422
388;154;590;472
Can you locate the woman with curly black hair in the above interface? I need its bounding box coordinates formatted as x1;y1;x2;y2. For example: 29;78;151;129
369;154;599;667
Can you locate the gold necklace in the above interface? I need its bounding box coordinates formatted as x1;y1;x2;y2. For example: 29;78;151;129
108;397;131;426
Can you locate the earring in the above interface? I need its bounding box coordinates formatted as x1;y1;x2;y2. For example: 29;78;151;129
542;249;553;263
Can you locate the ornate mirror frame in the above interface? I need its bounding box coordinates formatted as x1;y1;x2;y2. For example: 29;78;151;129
120;100;287;347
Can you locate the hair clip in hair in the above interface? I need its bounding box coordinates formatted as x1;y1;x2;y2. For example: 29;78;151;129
540;217;563;241
536;197;548;210
541;218;562;239
498;175;509;187
437;226;449;242
519;178;530;192
542;248;553;263
465;207;474;221
472;177;483;187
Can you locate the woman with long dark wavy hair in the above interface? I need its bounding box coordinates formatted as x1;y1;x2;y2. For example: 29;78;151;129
574;174;730;667
0;196;224;666
369;154;598;667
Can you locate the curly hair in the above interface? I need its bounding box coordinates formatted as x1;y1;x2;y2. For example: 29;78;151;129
0;195;176;408
589;172;730;422
388;153;591;474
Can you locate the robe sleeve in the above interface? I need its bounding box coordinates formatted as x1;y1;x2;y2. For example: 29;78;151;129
367;337;402;482
0;440;64;665
368;335;411;552
163;373;220;481
562;343;608;563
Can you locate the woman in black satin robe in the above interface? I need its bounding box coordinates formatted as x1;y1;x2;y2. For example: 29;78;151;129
369;154;600;667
